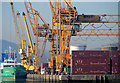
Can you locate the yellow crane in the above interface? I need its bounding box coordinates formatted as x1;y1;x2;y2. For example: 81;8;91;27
24;0;49;71
16;11;27;66
9;1;29;68
49;0;120;73
10;1;34;71
22;12;35;71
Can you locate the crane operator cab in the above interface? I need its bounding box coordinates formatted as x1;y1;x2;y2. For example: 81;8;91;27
60;6;77;25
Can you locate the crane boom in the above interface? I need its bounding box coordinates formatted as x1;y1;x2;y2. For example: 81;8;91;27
22;12;35;56
24;0;36;35
9;1;21;49
36;11;49;28
16;11;26;41
49;0;56;20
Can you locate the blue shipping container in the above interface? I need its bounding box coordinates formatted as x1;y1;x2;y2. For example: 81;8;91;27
1;53;17;62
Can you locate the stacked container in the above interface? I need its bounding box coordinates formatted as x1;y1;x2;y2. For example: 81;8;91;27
41;63;48;69
110;51;120;74
2;53;17;62
72;51;110;75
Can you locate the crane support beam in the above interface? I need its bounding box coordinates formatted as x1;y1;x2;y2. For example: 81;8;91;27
49;0;56;20
75;21;120;23
75;15;120;23
73;29;120;36
36;12;49;28
64;0;75;11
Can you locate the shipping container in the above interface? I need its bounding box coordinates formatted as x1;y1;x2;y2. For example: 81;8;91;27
112;67;120;74
72;58;110;66
2;53;17;62
110;51;120;58
109;51;120;67
41;63;48;69
110;51;120;74
71;51;120;75
2;53;8;62
72;66;110;75
72;51;109;59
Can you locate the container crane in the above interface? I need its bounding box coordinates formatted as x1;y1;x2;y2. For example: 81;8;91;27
16;11;28;66
9;1;35;71
49;0;120;73
9;1;27;66
17;11;34;71
24;0;49;71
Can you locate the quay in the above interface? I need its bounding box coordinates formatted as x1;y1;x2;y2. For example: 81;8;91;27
27;74;120;83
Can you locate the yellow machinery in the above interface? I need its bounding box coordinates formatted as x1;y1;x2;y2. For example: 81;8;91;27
22;12;35;71
16;11;27;67
10;1;34;71
10;0;120;74
48;0;120;72
24;0;49;71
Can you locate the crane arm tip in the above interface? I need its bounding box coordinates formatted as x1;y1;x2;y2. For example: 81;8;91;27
9;1;13;5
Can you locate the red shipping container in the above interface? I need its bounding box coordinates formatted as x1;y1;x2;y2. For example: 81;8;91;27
112;67;120;74
72;58;110;66
41;63;48;69
110;51;120;58
112;59;120;67
110;51;120;67
72;51;109;59
72;66;110;75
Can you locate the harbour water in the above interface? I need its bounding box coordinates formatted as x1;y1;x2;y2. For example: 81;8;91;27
1;79;93;83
